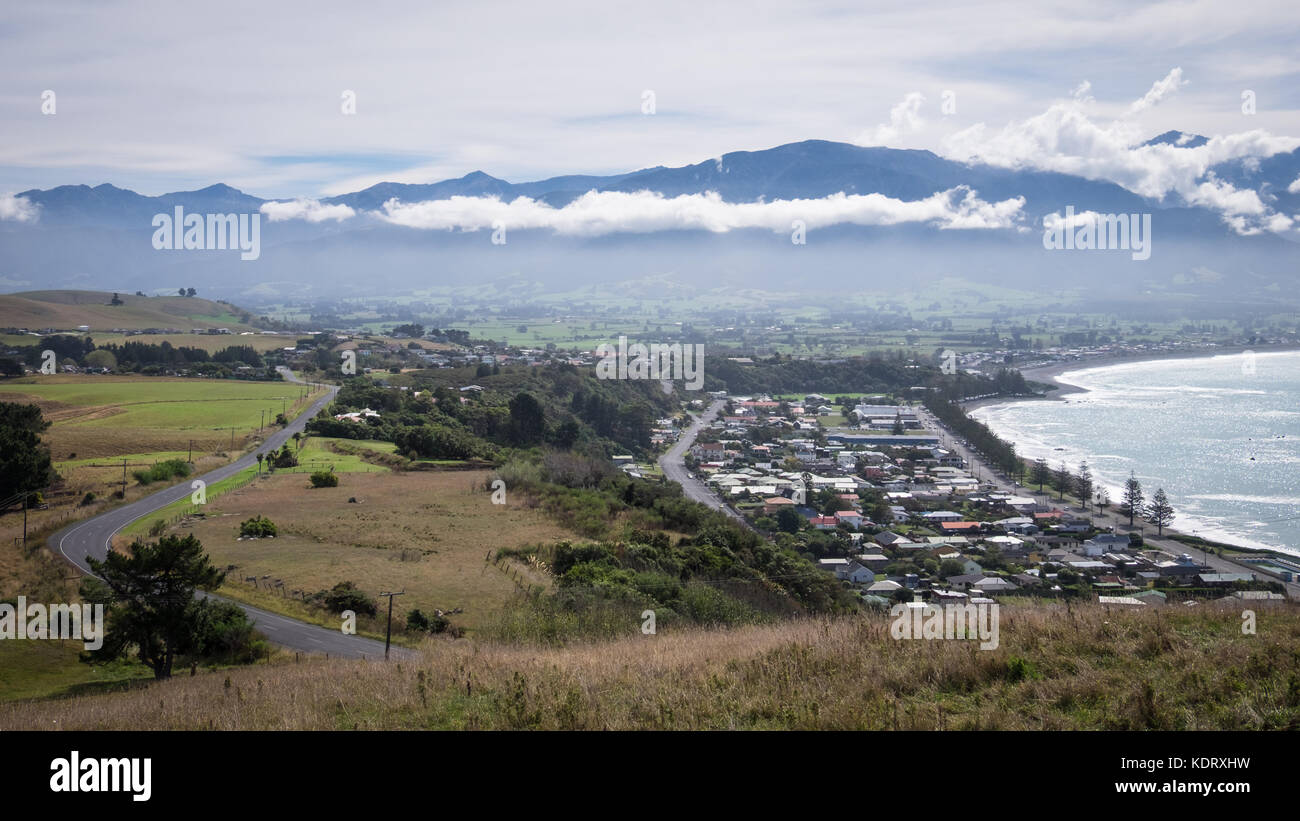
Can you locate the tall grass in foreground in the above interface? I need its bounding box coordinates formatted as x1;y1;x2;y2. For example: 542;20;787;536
3;602;1298;730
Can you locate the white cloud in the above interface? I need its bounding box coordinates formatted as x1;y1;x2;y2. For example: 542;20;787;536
377;187;1025;235
1126;67;1188;115
1288;175;1300;194
859;92;926;146
941;70;1300;234
0;194;39;222
259;199;355;223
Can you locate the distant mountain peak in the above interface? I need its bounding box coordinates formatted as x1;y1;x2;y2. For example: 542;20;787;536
1145;130;1209;149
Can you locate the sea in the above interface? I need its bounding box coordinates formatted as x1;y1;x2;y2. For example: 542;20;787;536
970;350;1300;557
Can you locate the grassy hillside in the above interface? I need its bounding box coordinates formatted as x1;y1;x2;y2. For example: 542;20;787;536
0;290;256;331
3;602;1296;729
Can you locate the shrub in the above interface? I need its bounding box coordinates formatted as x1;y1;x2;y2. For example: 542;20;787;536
80;492;96;506
311;581;376;616
239;515;277;538
133;459;191;485
406;608;450;634
148;519;167;537
309;471;338;488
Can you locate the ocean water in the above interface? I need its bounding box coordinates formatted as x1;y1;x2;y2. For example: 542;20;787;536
971;350;1300;556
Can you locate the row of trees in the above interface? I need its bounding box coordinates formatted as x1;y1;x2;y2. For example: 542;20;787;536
1028;459;1176;534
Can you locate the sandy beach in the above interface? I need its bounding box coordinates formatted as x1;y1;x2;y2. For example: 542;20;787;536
963;342;1300;412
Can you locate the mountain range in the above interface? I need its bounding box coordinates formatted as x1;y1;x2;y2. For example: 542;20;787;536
3;136;1298;309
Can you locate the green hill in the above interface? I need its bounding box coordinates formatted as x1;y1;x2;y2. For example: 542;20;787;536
0;290;257;332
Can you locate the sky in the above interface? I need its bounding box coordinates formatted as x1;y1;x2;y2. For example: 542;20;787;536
2;0;1300;200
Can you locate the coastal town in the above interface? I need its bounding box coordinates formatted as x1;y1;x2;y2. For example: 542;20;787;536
647;389;1300;609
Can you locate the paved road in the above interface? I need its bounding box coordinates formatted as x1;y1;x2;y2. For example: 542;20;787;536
50;367;410;659
659;399;752;528
921;405;1300;599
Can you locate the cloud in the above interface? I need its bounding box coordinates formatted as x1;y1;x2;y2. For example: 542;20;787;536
941;70;1300;234
0;194;39;222
259;199;355;223
377;187;1025;235
859;92;926;146
1126;67;1188;115
1288;175;1300;194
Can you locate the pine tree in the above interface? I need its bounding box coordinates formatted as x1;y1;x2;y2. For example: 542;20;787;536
1075;461;1093;510
1030;458;1050;492
1121;472;1145;528
1147;488;1175;536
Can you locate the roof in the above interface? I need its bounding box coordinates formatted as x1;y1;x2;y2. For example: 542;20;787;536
940;521;982;531
1098;596;1146;605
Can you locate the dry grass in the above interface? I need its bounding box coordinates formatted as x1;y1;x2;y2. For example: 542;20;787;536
175;470;576;632
4;602;1297;730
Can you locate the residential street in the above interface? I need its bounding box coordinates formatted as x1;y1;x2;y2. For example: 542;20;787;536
659;399;751;527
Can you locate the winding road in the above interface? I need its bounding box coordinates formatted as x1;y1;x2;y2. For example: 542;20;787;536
50;367;408;659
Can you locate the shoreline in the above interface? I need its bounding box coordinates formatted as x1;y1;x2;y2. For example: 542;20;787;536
958;344;1300;562
962;342;1300;412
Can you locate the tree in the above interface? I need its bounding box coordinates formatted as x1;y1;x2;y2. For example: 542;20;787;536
891;412;905;435
1030;458;1050;492
1147;488;1174;536
84;349;118;371
256;452;264;475
508;391;546;445
1053;461;1071;501
1075;461;1093;510
0;402;56;502
110;292;124;305
83;533;226;679
186;287;196;297
938;558;965;579
178;288;186;297
1120;472;1145;528
775;506;804;534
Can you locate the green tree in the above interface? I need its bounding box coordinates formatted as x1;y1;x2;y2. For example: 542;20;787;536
1053;461;1071;501
83;533;226;679
1075;461;1093;510
0;402;56;501
1147;488;1174;535
1030;458;1050;492
1120;472;1145;527
938;558;965;579
508;391;546;445
775;506;804;534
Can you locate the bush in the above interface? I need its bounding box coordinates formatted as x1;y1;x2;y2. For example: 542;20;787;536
309;471;338;488
406;608;450;634
311;581;376;616
80;492;96;506
148;519;167;537
133;459;191;485
239;515;277;538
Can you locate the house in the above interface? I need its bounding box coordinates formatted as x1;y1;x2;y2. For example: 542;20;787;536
817;558;850;575
1196;572;1255;586
866;579;904;595
875;531;908;547
843;561;876;585
971;576;1019;595
763;497;796;515
1131;590;1167;605
1098;596;1146;606
944;573;988;592
809;515;838;531
1082;533;1130;557
834;510;865;529
921;510;964;522
855;553;890;572
690;442;724;460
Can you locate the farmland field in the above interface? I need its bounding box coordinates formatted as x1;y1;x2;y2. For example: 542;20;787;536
0;374;323;460
174;469;576;634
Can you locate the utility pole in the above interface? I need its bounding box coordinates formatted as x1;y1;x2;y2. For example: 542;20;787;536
188;439;193;464
378;590;405;660
121;458;127;496
22;491;28;553
260;409;265;433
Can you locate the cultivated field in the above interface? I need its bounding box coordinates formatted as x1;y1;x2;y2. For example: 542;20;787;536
3;602;1296;729
0;374;320;460
169;469;577;633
